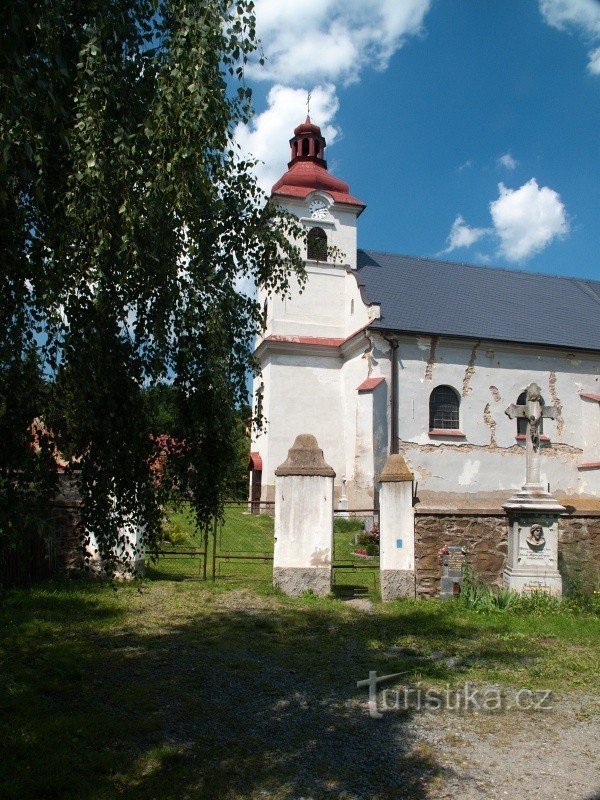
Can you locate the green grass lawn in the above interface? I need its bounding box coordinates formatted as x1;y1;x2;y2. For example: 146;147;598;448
0;572;598;800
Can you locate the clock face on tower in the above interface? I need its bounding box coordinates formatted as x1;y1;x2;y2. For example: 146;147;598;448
308;198;329;219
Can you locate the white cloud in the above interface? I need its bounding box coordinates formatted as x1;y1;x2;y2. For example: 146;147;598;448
249;0;431;85
457;159;473;172
490;179;569;261
444;179;569;262
497;152;518;170
235;84;340;193
539;0;600;75
588;45;600;74
443;215;491;253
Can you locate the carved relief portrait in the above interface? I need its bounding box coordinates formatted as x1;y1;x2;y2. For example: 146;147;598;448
526;523;546;549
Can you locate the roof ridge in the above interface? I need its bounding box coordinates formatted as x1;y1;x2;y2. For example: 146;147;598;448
571;278;600;308
357;248;600;285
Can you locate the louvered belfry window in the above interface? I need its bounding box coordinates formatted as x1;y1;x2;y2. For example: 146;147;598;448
307;227;327;261
429;386;460;430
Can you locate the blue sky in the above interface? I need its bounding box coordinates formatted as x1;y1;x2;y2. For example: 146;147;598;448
237;0;600;281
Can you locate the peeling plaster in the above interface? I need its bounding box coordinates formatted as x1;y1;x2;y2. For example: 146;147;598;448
549;371;565;436
310;547;331;567
484;402;497;446
398;439;582;457
361;341;375;376
458;459;480;486
424;336;439;381
462;339;481;396
489;385;501;402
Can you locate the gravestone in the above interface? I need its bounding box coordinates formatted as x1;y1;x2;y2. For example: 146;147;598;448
440;546;466;599
503;382;564;595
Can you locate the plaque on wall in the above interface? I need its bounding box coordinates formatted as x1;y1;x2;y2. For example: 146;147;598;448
439;545;467;599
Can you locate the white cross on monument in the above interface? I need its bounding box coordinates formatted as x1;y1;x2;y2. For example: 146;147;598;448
505;382;558;489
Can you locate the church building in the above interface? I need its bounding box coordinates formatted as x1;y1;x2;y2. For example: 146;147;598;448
249;117;600;512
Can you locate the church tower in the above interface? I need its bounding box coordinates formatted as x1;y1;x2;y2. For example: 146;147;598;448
262;116;366;340
271;115;365;274
249;117;377;507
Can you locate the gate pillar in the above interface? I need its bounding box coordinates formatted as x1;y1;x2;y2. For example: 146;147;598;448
273;434;335;597
379;454;416;600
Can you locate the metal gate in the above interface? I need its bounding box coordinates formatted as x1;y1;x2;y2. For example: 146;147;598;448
211;501;274;581
153;503;378;591
152;506;210;581
152;501;274;582
331;508;380;595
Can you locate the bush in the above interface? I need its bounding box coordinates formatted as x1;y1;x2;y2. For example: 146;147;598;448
356;523;380;556
333;517;364;534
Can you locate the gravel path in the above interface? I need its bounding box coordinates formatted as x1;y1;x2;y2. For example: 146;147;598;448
406;700;600;800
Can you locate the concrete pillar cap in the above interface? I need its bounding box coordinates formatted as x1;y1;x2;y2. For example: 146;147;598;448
275;434;336;478
379;453;413;483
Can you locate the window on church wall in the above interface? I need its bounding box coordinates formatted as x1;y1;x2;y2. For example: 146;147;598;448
307;227;327;261
301;137;310;156
516;390;544;436
429;386;460;431
262;298;268;330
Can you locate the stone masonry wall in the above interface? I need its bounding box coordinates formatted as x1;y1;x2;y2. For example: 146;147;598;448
415;513;507;598
415;511;600;598
558;515;600;593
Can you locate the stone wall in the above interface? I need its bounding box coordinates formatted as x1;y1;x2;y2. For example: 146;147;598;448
558;515;600;593
415;512;507;598
414;510;600;598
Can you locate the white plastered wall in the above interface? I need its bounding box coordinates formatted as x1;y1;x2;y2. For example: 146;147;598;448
369;333;600;503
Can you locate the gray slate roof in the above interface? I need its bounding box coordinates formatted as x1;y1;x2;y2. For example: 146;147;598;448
356;249;600;352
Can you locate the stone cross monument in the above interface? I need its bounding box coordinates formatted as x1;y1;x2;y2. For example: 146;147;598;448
503;382;565;595
505;382;558;493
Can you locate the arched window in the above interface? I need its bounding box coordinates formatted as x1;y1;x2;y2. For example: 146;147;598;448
307;227;327;261
262;298;268;329
429;386;460;431
516;390;544;436
301;137;310;156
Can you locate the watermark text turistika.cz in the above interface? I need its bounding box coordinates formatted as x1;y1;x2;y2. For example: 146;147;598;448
357;671;553;719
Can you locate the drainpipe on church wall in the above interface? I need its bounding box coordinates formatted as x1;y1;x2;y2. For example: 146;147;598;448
382;333;399;455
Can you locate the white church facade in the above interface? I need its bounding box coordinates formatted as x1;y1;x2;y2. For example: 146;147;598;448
250;117;600;512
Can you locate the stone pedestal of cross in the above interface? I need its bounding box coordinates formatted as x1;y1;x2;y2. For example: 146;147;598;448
503;382;565;595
